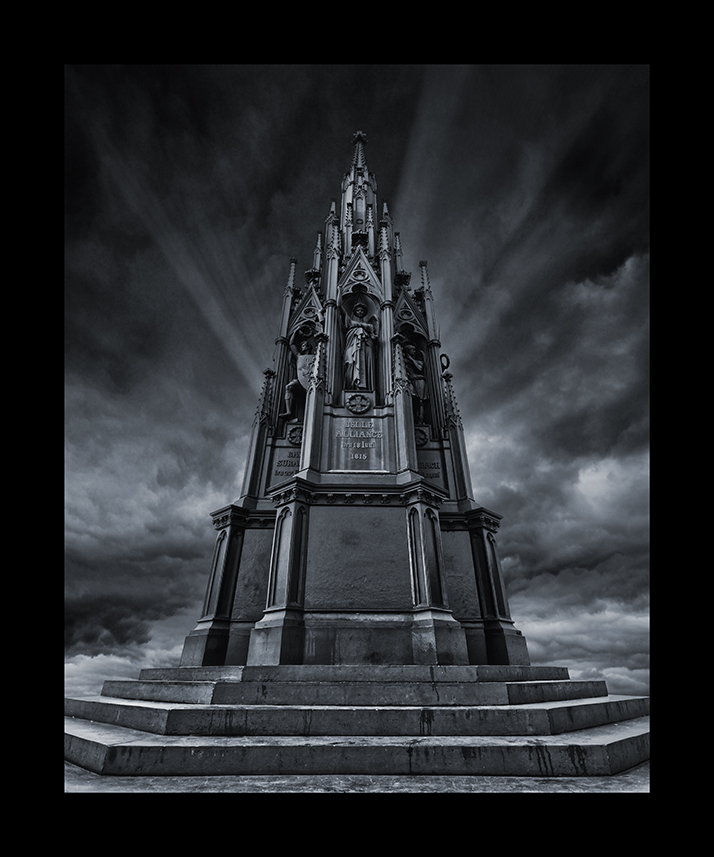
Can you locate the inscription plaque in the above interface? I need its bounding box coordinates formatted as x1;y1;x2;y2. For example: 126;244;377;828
330;416;388;472
269;447;301;487
416;448;446;489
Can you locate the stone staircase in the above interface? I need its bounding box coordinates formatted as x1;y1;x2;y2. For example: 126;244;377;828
64;665;650;777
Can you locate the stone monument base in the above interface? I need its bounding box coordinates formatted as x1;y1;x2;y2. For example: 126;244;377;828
65;664;649;777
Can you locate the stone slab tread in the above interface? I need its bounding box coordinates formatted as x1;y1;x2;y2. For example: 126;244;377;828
65;715;650;777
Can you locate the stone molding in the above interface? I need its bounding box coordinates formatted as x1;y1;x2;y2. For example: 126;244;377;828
211;506;247;530
267;485;445;509
465;509;502;533
211;505;276;530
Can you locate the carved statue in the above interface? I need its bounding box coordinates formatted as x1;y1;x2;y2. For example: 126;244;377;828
343;303;377;390
279;339;314;420
403;342;428;423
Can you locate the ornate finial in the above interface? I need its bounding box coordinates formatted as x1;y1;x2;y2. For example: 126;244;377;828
312;232;323;272
394;232;403;263
308;331;329;393
443;371;463;430
352;131;368;145
255;368;275;425
419;260;432;295
283;257;298;297
391;332;411;394
378;221;391;260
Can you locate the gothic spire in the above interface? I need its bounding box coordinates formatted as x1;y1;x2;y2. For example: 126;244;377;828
312;232;323;270
352;131;368;169
419;260;433;297
394;232;403;268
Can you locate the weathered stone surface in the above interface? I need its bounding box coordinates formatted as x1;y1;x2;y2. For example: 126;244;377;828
65;694;649;738
65;760;651;792
138;664;570;683
65;662;649;778
64;715;650;777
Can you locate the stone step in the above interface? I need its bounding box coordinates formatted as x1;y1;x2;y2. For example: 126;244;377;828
505;680;609;704
101;677;606;706
137;665;571;683
63;714;650;777
102;681;217;704
65;694;649;737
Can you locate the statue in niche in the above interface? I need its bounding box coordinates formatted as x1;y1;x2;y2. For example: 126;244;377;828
403;342;428;424
343;303;378;390
279;338;315;421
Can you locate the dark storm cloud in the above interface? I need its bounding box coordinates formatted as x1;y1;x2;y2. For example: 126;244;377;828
65;65;648;693
64;545;206;657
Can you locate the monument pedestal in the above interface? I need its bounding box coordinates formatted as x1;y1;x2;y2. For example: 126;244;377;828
65;664;650;777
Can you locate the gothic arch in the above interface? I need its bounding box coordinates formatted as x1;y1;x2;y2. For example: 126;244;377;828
407;507;426;606
424;508;446;608
202;529;227;617
487;532;508;618
267;507;292;608
287;505;309;607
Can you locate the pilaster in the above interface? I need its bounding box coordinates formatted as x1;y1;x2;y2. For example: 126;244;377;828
391;333;419;477
403;486;469;665
299;332;328;477
180;505;249;666
378;220;394;405
466;508;530;666
324;209;341;401
379;300;395;405
418;262;446;435
245;481;318;665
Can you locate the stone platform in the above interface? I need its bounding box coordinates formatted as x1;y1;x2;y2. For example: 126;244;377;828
64;665;650;778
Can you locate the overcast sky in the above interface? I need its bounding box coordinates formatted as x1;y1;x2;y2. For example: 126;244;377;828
65;65;649;697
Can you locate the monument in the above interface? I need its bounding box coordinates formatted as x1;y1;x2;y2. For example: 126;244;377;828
179;131;530;671
65;133;649;779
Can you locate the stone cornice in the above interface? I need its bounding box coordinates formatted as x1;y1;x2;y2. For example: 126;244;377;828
210;505;248;530
267;486;445;509
465;507;503;533
210;504;277;530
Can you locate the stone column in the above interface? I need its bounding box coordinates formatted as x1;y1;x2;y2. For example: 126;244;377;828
379;299;395;406
418;260;447;436
378;220;394;406
299;332;328;478
246;485;312;665
404;486;470;665
323;300;340;403
391;334;419;477
466;508;530;665
324;209;341;404
180;505;248;666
